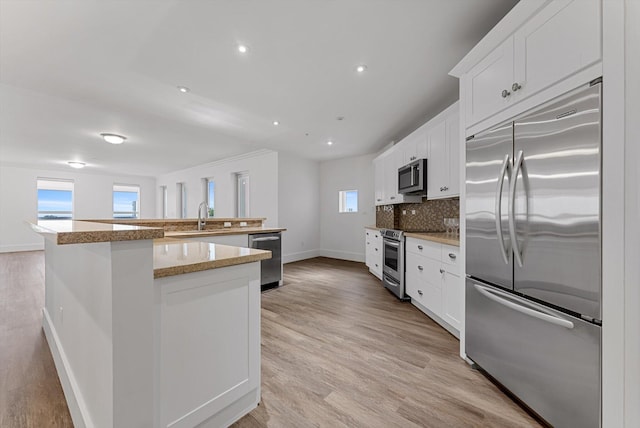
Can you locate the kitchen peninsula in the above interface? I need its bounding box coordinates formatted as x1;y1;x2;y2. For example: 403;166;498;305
29;219;272;428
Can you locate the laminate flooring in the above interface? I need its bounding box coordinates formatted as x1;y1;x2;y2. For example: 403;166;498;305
0;252;540;428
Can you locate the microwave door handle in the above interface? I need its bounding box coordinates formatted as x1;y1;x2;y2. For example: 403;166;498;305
410;164;415;186
495;154;511;264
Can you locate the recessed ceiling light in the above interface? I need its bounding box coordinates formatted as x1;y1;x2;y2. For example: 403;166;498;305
356;65;367;73
177;86;190;93
327;141;334;146
100;133;126;145
68;161;86;169
238;44;248;53
273;120;279;126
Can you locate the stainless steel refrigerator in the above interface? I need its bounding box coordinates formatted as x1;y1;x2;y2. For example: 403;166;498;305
465;80;601;428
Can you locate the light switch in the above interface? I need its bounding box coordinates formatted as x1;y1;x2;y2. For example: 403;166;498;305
224;222;232;227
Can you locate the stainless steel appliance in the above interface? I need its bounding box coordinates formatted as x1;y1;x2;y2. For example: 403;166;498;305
398;159;427;195
465;80;602;428
248;232;282;291
381;229;408;300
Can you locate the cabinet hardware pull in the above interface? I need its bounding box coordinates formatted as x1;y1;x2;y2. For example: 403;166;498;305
440;268;445;274
375;264;378;267
390;196;396;200
418;265;423;271
417;245;423;250
512;82;522;92
448;253;456;259
375;248;378;251
501;89;511;98
418;290;423;296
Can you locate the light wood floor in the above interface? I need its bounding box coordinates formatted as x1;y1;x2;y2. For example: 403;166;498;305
0;252;540;428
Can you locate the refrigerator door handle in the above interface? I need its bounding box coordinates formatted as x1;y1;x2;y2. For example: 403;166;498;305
473;283;574;329
495;154;511;264
509;150;525;267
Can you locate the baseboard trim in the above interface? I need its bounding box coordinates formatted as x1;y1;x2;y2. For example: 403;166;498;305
42;308;91;428
282;250;320;264
318;249;365;263
0;243;44;253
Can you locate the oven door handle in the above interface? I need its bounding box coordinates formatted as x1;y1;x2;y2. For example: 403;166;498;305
384;240;400;248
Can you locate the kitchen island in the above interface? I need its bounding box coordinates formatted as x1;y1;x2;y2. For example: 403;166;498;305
29;220;271;428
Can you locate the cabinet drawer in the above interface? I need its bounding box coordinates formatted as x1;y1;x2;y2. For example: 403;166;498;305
441;245;460;275
406;273;442;317
406;238;441;260
406;252;442;284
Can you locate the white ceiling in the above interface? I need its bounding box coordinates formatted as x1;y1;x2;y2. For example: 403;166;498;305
0;0;517;177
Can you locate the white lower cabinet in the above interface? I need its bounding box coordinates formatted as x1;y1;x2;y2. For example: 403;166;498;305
405;237;461;336
365;228;382;279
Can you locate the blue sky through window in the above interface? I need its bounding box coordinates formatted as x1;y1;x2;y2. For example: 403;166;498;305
208;180;215;216
113;191;139;218
345;191;358;212
37;189;72;219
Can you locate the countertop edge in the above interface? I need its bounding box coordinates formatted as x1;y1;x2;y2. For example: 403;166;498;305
404;232;460;247
154;251;272;279
28;221;164;245
164;227;286;238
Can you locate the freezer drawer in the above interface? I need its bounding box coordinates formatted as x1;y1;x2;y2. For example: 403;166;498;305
466;278;600;428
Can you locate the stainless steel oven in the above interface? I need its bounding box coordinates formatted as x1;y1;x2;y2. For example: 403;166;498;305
381;229;407;300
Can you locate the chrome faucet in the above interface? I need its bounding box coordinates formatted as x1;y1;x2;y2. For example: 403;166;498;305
197;201;207;231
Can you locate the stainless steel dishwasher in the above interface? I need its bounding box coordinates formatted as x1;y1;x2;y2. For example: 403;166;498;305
248;232;282;291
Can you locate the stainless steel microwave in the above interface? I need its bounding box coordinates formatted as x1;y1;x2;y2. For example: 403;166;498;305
398;159;427;195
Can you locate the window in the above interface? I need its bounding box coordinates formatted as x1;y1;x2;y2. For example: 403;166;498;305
206;178;215;217
160;186;168;219
236;173;250;218
37;179;74;220
176;182;187;219
339;190;358;213
113;184;140;219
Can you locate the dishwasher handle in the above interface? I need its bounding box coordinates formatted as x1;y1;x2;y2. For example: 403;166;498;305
251;236;280;242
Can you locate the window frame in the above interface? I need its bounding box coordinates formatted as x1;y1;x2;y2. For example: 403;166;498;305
112;184;141;219
37;178;75;220
338;189;358;213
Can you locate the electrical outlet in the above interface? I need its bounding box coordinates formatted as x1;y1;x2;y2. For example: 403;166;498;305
412;210;416;215
224;222;232;227
240;221;247;227
402;210;406;215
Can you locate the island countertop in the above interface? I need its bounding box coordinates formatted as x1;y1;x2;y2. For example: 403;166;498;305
29;220;164;244
153;238;272;278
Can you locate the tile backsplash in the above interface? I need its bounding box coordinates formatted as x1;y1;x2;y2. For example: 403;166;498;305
376;197;459;232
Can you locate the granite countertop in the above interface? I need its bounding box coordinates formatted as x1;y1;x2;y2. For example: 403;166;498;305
404;232;460;247
153;239;271;278
29;220;164;245
164;227;286;239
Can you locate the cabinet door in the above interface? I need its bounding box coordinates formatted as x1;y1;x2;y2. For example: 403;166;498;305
442;272;461;331
465;37;515;127
427;120;447;198
384;149;399;204
444;110;460;197
514;0;601;99
406;252;443;317
365;229;373;269
373;157;385;206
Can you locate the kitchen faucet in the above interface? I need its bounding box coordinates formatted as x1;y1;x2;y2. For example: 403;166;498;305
197;201;207;230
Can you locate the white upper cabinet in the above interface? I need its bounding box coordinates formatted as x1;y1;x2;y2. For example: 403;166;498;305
373;147;421;206
465;37;515;127
427;103;460;199
513;0;601;96
401;124;428;165
459;0;602;130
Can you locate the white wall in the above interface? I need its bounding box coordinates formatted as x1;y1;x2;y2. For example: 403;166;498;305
319;153;376;262
156;150;278;226
0;163;156;252
278;152;321;263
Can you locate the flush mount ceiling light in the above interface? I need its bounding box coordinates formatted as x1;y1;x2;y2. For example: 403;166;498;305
177;86;190;93
67;161;86;169
273;120;280;126
356;64;367;73
238;44;248;54
327;140;334;146
100;133;126;145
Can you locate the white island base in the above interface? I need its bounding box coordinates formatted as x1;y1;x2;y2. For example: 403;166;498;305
36;225;266;428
